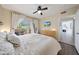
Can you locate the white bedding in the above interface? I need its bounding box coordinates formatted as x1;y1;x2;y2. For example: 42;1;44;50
8;33;61;55
0;32;15;55
0;41;15;55
0;32;6;41
8;33;21;45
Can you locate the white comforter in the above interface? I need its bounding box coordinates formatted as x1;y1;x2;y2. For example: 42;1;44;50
8;33;61;55
0;41;15;55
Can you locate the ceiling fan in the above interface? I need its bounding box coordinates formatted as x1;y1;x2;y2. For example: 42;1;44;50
33;6;48;15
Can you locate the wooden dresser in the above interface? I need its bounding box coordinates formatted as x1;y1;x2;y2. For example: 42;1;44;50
40;30;57;39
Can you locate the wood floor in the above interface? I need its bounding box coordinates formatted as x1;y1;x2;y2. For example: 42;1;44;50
58;42;79;55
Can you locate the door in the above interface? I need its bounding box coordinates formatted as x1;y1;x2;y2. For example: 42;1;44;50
60;18;74;45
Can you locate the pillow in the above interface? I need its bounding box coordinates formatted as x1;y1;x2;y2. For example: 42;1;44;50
0;32;7;41
7;33;21;46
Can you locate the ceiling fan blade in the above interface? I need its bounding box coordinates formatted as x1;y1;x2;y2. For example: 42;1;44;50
38;6;41;10
33;11;38;14
40;12;43;15
41;7;48;10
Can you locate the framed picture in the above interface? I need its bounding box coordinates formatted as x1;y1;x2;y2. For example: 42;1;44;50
43;20;51;27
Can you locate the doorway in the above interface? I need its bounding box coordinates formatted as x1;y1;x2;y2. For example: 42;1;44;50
60;18;74;45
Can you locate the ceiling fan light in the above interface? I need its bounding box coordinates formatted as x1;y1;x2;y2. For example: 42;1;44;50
38;10;42;14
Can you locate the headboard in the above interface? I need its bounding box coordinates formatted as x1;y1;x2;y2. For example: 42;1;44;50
40;30;57;39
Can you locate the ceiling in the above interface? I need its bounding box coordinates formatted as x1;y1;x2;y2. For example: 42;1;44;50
1;4;79;18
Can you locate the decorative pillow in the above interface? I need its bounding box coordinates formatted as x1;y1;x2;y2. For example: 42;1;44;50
0;32;7;41
7;33;21;46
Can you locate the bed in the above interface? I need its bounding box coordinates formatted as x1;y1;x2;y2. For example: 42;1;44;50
0;32;61;55
8;33;61;55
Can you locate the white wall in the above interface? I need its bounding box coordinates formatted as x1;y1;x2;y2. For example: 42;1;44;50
75;9;79;53
0;6;11;32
